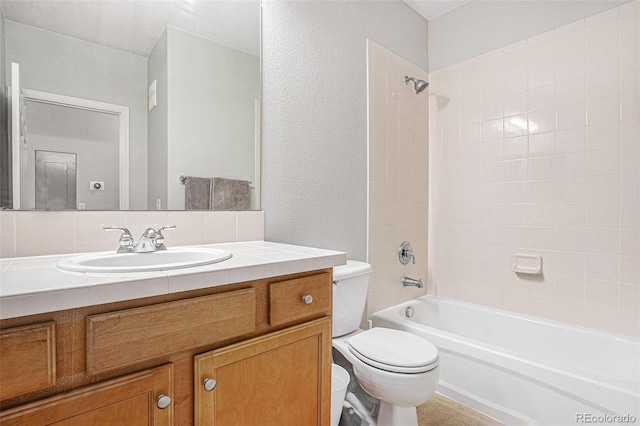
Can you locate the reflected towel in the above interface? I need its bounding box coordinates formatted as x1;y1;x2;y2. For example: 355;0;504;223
184;176;212;210
212;177;250;210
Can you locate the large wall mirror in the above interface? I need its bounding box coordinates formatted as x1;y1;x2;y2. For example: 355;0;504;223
0;0;261;211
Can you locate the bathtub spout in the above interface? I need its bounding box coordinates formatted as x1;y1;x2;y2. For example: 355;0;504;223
402;276;423;288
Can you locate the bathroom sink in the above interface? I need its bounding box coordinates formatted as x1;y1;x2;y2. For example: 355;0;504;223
57;247;232;273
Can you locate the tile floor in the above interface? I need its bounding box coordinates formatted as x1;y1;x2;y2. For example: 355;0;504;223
417;394;502;426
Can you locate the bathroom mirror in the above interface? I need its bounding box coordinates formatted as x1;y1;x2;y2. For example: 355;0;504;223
0;0;261;211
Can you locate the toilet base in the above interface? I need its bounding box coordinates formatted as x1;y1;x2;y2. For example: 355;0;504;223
377;401;418;426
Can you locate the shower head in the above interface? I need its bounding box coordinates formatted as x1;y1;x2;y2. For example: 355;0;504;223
404;76;429;94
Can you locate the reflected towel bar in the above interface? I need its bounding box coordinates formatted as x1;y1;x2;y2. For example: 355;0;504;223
179;175;253;185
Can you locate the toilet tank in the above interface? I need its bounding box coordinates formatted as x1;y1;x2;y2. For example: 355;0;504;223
332;261;372;337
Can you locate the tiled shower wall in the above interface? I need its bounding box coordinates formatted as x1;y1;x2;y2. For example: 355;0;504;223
367;40;429;317
429;2;640;338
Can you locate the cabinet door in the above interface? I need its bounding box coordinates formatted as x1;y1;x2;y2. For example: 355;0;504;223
195;318;331;426
0;364;173;426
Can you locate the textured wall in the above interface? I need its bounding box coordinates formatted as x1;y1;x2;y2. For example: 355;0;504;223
261;1;428;260
429;0;631;71
429;1;640;338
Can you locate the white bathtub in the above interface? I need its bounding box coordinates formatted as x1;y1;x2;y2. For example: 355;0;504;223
372;296;640;425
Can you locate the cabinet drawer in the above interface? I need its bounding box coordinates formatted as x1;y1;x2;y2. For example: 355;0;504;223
0;322;56;400
269;273;331;326
87;289;256;375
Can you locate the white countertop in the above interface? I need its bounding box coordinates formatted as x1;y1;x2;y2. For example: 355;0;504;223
0;241;346;320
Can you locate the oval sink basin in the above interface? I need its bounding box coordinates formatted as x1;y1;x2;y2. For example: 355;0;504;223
57;247;232;273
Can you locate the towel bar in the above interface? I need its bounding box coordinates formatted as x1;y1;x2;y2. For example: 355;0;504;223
178;175;253;186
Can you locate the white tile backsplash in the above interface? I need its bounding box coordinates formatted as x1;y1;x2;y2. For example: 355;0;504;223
429;1;640;338
0;210;265;258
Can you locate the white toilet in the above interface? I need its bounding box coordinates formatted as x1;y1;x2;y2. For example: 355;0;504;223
332;261;439;426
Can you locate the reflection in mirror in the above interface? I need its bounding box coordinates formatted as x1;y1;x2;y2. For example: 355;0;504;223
0;0;261;211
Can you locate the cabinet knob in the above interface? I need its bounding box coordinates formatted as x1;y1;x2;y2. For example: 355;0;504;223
302;294;313;305
204;378;217;392
157;394;171;409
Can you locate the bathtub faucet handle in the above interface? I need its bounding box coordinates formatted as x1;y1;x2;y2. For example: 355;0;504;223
399;241;416;265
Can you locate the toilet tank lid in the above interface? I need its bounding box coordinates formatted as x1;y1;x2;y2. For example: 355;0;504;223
333;261;372;281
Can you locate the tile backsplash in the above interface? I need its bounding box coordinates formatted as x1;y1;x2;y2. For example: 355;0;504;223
429;2;639;338
0;210;265;258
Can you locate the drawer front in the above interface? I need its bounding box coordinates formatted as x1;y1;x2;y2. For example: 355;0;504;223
269;273;331;326
87;288;256;375
0;322;56;401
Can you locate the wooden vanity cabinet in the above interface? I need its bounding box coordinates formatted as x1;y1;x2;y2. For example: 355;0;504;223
0;268;333;426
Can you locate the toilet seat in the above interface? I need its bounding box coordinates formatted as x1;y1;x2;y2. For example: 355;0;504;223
348;328;438;374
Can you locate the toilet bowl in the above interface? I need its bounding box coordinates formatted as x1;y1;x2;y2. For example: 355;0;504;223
332;261;439;426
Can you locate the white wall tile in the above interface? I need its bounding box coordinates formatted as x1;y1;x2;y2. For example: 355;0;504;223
556;78;585;106
585;253;619;280
556;227;585;252
556;102;586;130
429;2;637;338
586;95;620;125
528;62;555;89
556;127;586;153
15;212;75;257
586;202;620;228
529;132;555;156
528;108;556;134
586;149;620;176
586;122;620;151
585;279;618;307
504;91;528;117
0;211;16;258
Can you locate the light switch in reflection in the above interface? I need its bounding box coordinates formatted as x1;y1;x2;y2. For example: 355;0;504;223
149;79;157;112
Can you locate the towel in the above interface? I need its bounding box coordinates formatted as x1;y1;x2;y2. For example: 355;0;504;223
184;176;212;210
212;177;250;210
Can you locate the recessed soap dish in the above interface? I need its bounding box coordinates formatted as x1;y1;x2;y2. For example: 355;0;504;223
512;253;543;275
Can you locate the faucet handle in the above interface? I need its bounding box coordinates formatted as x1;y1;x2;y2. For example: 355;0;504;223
398;241;416;265
156;225;176;235
103;226;134;253
154;225;176;251
103;226;132;236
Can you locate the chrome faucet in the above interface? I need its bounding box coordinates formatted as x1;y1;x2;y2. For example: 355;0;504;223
402;276;423;288
103;226;134;253
134;228;160;253
105;225;177;253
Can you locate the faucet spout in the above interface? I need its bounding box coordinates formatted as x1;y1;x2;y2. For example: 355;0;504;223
402;276;423;288
134;228;159;253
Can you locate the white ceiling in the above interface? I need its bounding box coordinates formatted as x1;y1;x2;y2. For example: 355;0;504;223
0;0;260;58
403;0;470;20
